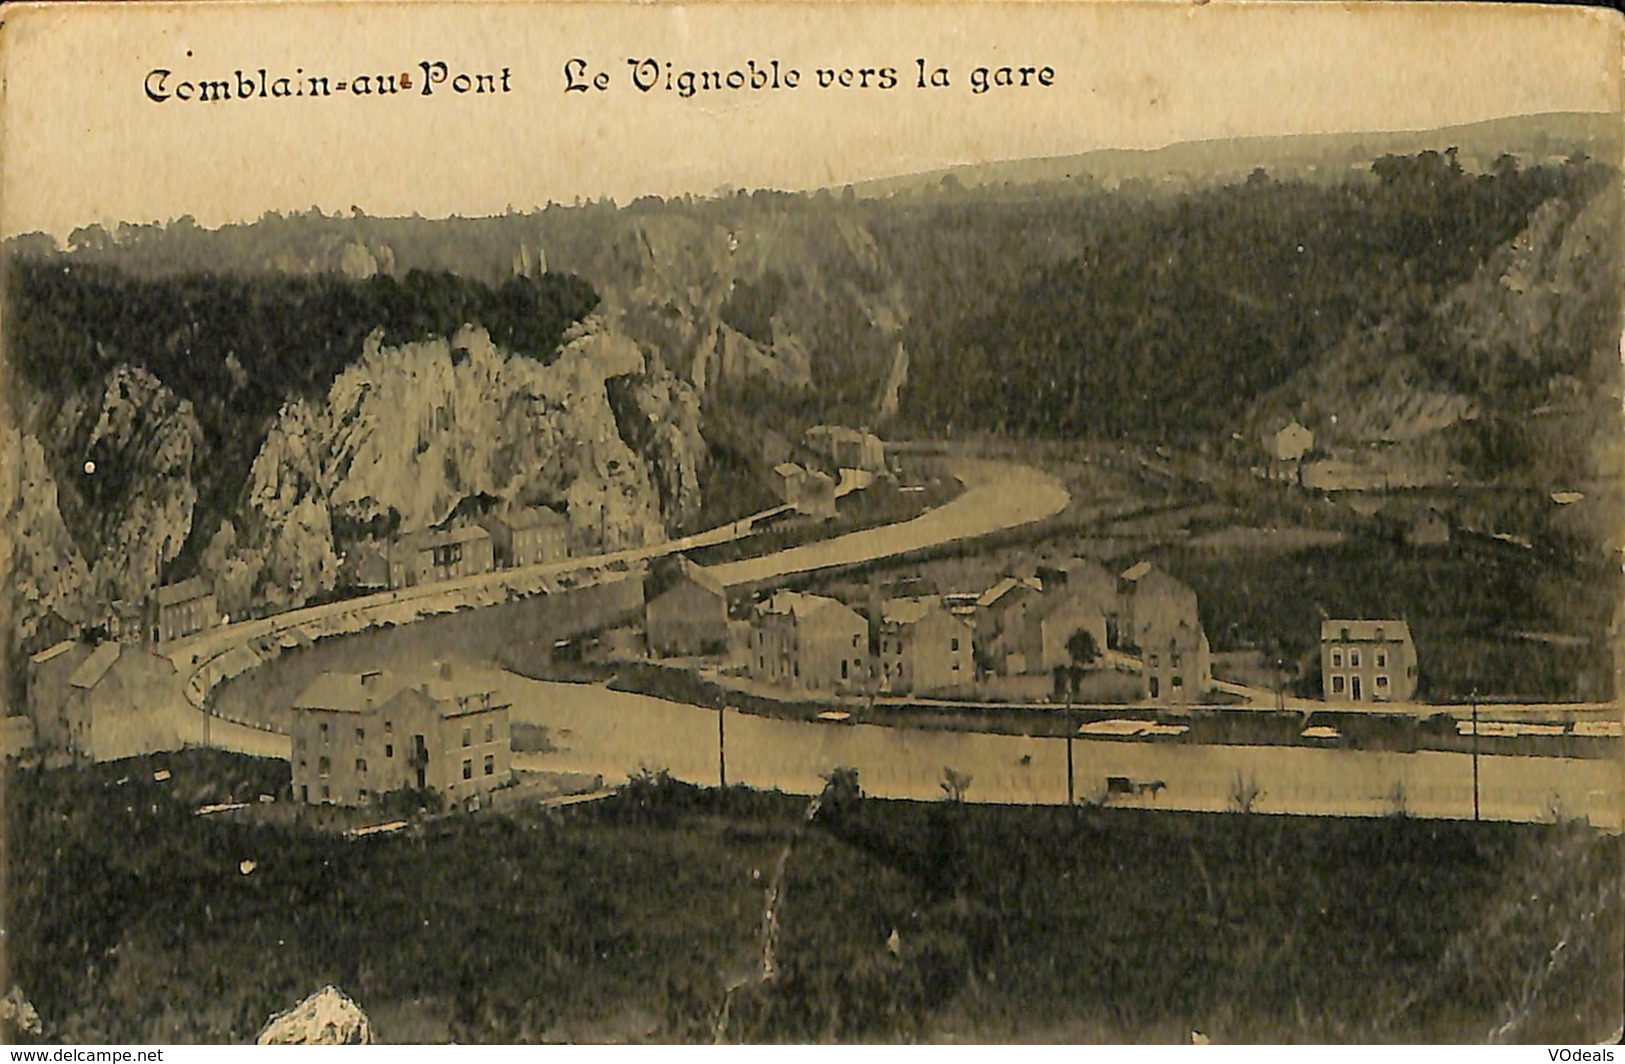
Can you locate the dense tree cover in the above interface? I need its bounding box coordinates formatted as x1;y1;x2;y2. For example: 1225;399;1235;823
3;263;598;562
901;154;1612;440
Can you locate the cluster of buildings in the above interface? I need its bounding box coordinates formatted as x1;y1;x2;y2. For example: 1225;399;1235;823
644;552;1218;704
766;426;889;517
347;505;572;591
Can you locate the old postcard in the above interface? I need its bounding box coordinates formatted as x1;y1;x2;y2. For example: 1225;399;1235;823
0;0;1621;1046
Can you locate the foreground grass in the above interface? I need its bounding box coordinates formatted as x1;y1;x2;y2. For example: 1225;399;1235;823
4;752;1619;1043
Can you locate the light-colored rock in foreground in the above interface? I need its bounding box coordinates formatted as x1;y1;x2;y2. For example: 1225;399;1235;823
256;985;374;1045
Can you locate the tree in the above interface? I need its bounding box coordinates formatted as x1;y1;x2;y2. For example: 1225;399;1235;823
1066;628;1099;666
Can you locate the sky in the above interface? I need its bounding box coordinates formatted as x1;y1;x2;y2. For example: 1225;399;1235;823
0;0;1620;239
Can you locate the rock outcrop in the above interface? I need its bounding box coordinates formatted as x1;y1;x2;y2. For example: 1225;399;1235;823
256;985;374;1045
230;318;699;606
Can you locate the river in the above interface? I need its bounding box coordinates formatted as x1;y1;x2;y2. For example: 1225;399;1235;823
502;674;1622;829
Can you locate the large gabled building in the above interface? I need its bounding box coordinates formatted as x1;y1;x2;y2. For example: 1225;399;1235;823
876;596;973;694
748;591;868;692
645;555;729;657
290;663;512;807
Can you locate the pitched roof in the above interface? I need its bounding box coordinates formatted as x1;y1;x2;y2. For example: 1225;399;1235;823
758;590;851;621
1119;560;1154;582
30;639;79;665
1321;619;1412;644
773;462;803;478
398;525;491;552
293;665;505;715
880;596;940;625
502;506;569;532
154;576;212;607
68;642;122;690
646;555;726;600
976;576;1041;609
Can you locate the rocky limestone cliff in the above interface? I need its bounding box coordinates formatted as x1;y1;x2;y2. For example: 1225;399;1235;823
1248;183;1622;500
228;318;698;608
0;428;92;647
30;364;201;606
256;985;374;1045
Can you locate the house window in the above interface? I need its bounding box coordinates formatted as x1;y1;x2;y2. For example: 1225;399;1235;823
1331;675;1345;694
1172;675;1183;688
1340;627;1350;642
318;756;331;776
463;759;473;780
385;721;393;734
321;785;330;801
358;788;369;802
1374;627;1385;642
462;727;472;747
355;758;367;773
951;637;960;652
484;755;495;776
1150;654;1160;668
1331;649;1343;668
1376;675;1389;689
852;634;860;648
841;660;849;680
952;660;961;671
758;656;765;670
1171;653;1181;668
1350;650;1361;668
319;722;329;740
1376;651;1387;668
484;722;494;743
298;758;307;771
433;542;463;568
385;744;393;758
356;727;365;743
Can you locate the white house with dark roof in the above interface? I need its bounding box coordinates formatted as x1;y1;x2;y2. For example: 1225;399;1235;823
1320;619;1418;704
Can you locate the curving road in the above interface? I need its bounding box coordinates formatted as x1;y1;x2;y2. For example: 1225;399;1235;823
157;457;1067;735
707;459;1069;587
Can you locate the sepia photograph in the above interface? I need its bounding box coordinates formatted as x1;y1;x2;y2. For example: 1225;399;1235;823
0;0;1621;1045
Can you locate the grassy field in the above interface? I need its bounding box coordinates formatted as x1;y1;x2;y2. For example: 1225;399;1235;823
4;752;1619;1043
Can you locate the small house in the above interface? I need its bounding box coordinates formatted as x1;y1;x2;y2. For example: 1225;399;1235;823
876;597;973;694
1321;619;1419;704
645;556;729;657
482;506;570;569
387;526;495;588
150;576;219;643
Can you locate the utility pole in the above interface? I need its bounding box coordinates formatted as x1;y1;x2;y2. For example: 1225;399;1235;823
1065;687;1075;807
718;703;727;789
1471;687;1480;822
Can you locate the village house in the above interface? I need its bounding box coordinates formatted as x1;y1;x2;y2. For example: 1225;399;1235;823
973;576;1044;675
645;555;729;657
748;591;868;692
149;576;219;643
481;506;571;568
1139;617;1213;705
876;597;974;694
770;463;838;518
1111;561;1201;653
1264;420;1315;463
1018;591;1109;677
387;526;495;589
344;541;392;590
290;662;512;807
1320;620;1419;704
25;639;192;761
804;425;886;473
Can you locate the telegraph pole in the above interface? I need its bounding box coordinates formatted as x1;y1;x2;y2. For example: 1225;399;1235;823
1471;687;1480;822
1065;687;1075;807
718;703;727;789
